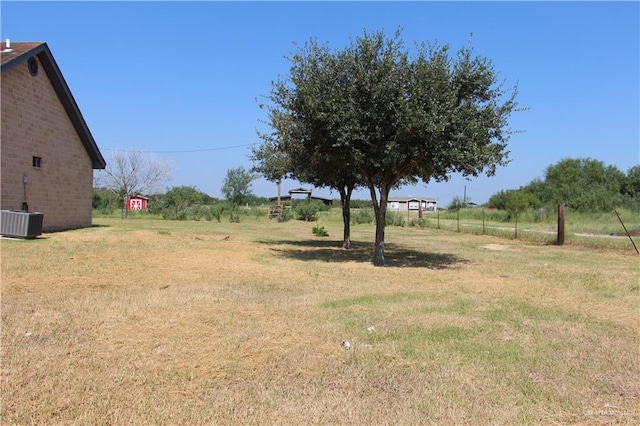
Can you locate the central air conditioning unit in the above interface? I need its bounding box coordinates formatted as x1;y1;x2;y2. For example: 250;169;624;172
1;210;44;239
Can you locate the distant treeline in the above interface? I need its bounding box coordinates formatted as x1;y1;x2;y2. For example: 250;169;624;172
93;186;270;220
93;185;364;221
94;158;639;216
486;158;639;213
93;186;374;217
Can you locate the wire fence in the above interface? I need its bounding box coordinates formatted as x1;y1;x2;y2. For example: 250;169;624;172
381;205;640;254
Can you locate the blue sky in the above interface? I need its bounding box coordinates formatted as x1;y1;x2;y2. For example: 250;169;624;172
2;1;638;206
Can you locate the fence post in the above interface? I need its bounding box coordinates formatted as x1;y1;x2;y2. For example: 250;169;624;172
615;210;639;255
557;204;565;246
457;208;460;232
515;209;518;239
482;208;485;235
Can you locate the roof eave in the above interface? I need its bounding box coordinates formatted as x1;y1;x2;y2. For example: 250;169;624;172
2;43;106;169
0;43;47;72
36;45;107;169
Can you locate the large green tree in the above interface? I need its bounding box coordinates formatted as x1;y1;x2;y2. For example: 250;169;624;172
251;134;362;248
249;139;290;206
533;158;626;212
254;45;365;249
92;187;119;211
163;185;204;220
264;29;519;265
221;166;255;206
488;188;541;211
488;158;638;213
621;165;640;210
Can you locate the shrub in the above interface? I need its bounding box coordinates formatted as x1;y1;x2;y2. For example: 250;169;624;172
352;208;374;225
350;199;373;209
192;205;219;222
312;225;329;237
386;211;405;227
409;217;429;228
187;205;205;221
296;201;326;221
278;209;293;222
208;205;223;222
249;206;265;218
160;207;176;220
229;207;241;223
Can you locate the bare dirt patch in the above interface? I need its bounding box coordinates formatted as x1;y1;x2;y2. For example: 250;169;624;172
480;243;510;251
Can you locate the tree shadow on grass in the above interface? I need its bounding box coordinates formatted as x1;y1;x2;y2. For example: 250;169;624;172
256;238;467;269
90;224;111;228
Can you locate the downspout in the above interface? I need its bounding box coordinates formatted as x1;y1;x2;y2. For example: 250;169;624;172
22;174;29;211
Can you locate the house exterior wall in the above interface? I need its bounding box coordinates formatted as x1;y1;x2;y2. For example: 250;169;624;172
1;56;95;231
388;201;406;212
423;201;437;213
387;199;438;213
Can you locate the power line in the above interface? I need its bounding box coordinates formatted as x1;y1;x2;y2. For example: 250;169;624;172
103;143;255;154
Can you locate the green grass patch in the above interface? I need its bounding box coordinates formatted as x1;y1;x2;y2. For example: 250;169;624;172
320;292;426;309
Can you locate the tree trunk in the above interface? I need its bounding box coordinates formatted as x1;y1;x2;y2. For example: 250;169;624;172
369;183;389;266
122;196;129;219
277;179;282;206
339;186;353;249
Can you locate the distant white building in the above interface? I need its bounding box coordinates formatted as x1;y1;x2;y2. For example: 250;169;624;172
387;197;438;214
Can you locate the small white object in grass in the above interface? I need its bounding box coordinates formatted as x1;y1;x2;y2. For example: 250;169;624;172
341;340;352;350
367;325;376;333
24;332;32;337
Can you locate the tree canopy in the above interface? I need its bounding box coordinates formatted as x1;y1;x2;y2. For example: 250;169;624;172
488;158;639;213
249;139;290;185
163;186;204;220
221;166;255;206
252;45;364;248
260;29;520;265
540;158;625;211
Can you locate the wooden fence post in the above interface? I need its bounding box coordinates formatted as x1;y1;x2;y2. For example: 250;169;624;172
557;204;565;246
615;210;639;255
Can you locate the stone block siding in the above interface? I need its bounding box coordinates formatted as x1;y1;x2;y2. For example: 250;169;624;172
1;55;94;231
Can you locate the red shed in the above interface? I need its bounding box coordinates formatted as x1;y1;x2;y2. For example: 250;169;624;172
127;195;149;211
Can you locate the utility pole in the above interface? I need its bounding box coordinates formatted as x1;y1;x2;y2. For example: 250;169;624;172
463;185;467;208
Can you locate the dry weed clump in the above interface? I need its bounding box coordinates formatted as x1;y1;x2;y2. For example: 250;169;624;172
1;217;638;424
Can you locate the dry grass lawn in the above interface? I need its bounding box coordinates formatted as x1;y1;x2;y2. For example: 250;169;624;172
1;216;638;424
